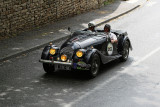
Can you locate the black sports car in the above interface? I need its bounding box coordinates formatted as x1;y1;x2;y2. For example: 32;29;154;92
39;29;132;78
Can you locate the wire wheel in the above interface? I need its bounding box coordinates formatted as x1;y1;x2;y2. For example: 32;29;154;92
43;63;55;73
88;53;100;78
41;51;55;73
120;41;129;61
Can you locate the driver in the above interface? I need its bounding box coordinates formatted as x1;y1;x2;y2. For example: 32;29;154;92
104;24;117;43
88;22;96;32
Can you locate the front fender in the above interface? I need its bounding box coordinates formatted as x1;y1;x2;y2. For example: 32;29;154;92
41;45;51;59
85;49;97;64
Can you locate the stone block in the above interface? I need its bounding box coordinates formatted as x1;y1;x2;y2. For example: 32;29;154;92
0;0;104;37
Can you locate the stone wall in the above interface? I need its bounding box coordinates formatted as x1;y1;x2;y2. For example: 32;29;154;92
0;0;106;37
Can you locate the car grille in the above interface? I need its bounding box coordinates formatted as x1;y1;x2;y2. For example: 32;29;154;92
60;47;74;60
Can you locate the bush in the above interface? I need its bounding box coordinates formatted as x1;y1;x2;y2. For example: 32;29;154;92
104;0;115;5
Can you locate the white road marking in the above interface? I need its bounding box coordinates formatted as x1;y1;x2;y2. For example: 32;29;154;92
146;1;157;7
127;0;139;4
62;47;160;107
132;47;160;66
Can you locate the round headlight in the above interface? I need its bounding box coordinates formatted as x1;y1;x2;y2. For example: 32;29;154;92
49;49;56;55
61;54;67;61
76;51;83;57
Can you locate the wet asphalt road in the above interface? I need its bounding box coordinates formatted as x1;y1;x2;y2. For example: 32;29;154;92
0;0;160;107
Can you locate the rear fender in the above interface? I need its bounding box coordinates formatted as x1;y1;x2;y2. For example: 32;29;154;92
118;36;132;53
123;36;133;50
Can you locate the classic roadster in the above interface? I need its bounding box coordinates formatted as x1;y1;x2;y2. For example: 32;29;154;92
39;29;132;78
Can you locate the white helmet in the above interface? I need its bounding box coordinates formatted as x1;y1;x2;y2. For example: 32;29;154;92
88;22;95;28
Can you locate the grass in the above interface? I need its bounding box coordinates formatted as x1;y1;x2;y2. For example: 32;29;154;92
104;0;115;5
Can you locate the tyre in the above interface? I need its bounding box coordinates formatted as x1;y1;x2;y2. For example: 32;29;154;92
43;63;55;73
41;50;55;73
119;41;129;62
88;53;100;78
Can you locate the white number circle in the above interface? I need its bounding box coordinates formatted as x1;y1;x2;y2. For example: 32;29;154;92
107;43;113;55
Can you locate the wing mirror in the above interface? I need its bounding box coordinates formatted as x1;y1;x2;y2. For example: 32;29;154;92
68;27;71;32
68;27;73;37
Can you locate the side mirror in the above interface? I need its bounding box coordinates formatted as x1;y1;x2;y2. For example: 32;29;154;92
68;27;71;32
68;27;72;37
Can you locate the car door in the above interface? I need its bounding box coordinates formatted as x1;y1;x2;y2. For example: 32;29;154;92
98;38;120;64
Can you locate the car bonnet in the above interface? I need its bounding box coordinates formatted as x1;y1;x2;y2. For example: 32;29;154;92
75;35;106;49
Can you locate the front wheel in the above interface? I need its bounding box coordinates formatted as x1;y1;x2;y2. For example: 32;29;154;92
41;49;55;73
119;41;129;62
43;63;55;73
88;53;100;78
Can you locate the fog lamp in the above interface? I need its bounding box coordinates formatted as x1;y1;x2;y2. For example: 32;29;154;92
61;54;67;61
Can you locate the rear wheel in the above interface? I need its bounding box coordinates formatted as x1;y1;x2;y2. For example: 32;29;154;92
88;53;100;78
120;41;129;61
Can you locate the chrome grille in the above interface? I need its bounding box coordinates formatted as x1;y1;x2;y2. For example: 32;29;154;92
60;47;74;59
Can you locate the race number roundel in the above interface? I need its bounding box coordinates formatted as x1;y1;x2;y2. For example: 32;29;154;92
107;43;113;55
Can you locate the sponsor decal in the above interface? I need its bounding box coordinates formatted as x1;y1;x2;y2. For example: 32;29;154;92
77;61;89;70
73;63;77;69
77;67;82;70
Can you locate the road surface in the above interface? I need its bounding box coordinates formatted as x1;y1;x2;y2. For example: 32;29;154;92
0;0;160;107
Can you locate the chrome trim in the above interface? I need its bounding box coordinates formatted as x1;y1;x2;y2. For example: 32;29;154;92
39;59;72;66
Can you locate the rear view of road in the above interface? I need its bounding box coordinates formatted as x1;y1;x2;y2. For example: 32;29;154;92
0;0;160;107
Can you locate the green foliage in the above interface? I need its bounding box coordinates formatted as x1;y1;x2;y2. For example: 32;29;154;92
104;0;115;5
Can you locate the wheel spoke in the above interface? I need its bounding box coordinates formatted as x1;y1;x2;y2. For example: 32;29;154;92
124;43;129;58
92;60;98;74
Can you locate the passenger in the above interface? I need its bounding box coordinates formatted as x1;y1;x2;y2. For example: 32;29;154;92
104;24;118;43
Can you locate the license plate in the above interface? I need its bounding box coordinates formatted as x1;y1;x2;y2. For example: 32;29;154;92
55;64;71;70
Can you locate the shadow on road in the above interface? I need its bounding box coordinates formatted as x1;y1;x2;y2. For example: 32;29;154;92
41;57;134;82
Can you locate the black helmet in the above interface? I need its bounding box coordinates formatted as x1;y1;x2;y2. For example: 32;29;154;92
104;24;111;32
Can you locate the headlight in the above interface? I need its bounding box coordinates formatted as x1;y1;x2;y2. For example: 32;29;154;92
76;51;83;57
61;54;67;61
49;49;56;55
